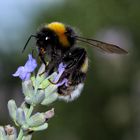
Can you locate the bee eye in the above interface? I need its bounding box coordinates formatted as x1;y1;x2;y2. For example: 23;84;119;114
45;36;49;40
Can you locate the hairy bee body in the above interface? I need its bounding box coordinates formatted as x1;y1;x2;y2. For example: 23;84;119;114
35;22;89;101
23;21;127;101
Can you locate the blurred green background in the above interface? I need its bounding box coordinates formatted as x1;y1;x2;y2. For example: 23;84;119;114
0;0;140;140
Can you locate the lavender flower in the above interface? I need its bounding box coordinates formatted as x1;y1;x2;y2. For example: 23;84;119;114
53;63;67;83
56;78;68;87
13;54;37;80
8;53;72;140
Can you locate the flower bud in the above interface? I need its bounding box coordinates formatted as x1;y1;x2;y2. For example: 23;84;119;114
29;123;48;132
21;102;30;116
27;113;46;127
32;90;45;105
41;92;58;105
25;91;45;106
25;97;33;105
5;125;17;140
0;126;6;140
44;84;58;97
22;80;34;97
8;100;17;122
16;108;26;126
45;108;55;120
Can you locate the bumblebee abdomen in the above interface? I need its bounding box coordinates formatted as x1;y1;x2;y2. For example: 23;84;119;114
58;83;84;102
80;56;88;73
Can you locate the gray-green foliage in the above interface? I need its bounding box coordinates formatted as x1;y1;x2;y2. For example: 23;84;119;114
0;64;58;140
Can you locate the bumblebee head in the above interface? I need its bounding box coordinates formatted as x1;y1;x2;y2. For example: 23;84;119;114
36;26;59;48
36;22;76;48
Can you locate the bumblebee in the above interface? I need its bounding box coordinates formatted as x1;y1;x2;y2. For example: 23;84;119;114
22;22;128;101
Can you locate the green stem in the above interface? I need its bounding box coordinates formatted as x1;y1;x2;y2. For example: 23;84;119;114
17;129;23;140
17;105;34;140
27;105;34;118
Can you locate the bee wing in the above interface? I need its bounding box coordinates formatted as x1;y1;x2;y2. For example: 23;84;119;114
76;36;128;54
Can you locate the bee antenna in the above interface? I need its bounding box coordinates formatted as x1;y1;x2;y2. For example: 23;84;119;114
22;34;37;53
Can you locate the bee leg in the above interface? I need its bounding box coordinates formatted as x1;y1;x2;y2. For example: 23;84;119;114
31;48;36;57
39;53;46;65
48;71;67;85
48;79;58;84
38;53;53;76
39;70;46;76
72;72;86;85
48;76;62;85
66;59;77;69
39;62;49;76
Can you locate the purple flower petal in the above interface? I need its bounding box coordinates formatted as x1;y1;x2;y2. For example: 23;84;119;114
57;78;68;87
58;63;66;73
24;54;37;72
13;54;37;80
54;63;67;83
13;66;28;80
12;66;25;77
24;73;31;81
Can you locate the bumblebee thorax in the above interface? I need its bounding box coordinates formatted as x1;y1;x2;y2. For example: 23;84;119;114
46;22;69;47
46;22;76;48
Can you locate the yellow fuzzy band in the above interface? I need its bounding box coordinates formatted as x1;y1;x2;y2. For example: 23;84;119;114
47;22;70;47
81;57;88;73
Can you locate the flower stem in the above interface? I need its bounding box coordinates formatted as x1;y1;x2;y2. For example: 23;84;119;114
27;105;34;118
17;129;23;140
17;105;34;140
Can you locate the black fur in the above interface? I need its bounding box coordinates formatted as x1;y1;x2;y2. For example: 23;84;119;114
36;26;76;75
57;47;87;95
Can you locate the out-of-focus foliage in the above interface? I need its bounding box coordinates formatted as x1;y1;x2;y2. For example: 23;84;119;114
0;0;140;140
